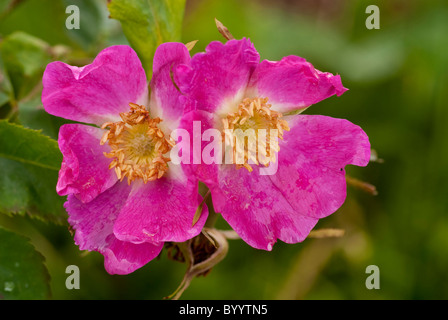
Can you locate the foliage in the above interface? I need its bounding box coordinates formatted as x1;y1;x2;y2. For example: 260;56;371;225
0;227;51;299
108;0;186;78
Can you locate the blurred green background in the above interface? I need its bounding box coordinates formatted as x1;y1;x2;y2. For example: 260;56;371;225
0;0;447;299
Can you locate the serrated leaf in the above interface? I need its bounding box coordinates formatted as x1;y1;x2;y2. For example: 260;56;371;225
108;0;186;79
0;227;51;300
0;120;66;224
0;158;66;224
0;120;62;170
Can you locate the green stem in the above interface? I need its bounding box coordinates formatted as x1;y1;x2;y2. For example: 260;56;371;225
167;229;228;300
204;209;219;228
204;189;220;228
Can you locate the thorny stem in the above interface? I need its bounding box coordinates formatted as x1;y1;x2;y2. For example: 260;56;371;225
346;175;378;195
4;80;43;121
20;81;43;104
308;228;345;238
219;228;346;240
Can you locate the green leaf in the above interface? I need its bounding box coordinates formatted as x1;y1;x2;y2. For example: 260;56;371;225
0;120;62;170
0;0;106;51
0;120;66;224
0;31;52;100
108;0;186;78
0;0;72;46
0;158;66;224
0;227;51;300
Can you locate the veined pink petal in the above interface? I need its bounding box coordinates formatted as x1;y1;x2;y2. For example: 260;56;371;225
177;106;220;186
210;167;318;250
42;45;148;126
57;124;117;203
248;56;348;113
101;238;163;275
113;170;208;244
149;42;191;131
270;114;371;219
66;182;163;275
176;38;260;115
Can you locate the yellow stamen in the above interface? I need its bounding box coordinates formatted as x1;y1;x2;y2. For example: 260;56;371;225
100;103;172;184
223;97;290;172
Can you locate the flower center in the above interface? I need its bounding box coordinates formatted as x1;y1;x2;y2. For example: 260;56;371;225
221;97;289;172
100;103;174;184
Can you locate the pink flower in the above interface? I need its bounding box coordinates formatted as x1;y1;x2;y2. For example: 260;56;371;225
42;44;208;274
175;39;371;250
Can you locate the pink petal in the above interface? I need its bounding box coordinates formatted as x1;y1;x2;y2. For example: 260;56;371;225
57;124;117;203
42;45;148;126
113;171;208;244
248;56;348;113
102;238;163;275
176;38;259;115
176;106;220;186
149;42;191;131
210;167;318;250
66;182;163;275
270;114;371;219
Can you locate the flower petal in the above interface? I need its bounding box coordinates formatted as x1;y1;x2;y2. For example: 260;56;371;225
65;182;163;275
176;38;260;115
269;114;371;219
101;238;163;275
248;56;348;113
149;42;191;131
42;45;148;126
113;171;208;244
210;166;318;250
176;107;220;186
57;124;117;203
